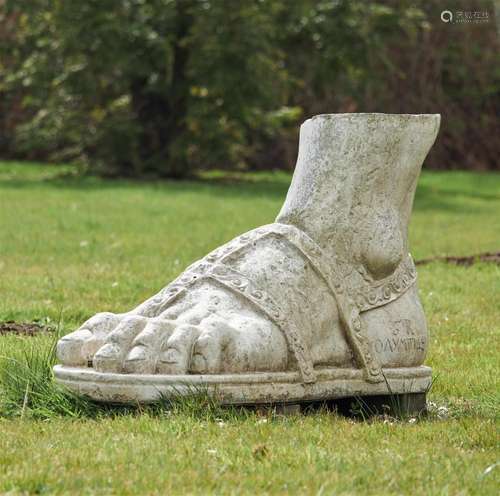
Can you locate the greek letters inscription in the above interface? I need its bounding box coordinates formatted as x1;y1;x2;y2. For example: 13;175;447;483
374;336;426;353
373;319;426;354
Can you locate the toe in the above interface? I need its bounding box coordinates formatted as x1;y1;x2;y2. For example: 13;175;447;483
90;343;122;372
57;312;123;366
93;316;148;372
190;319;232;374
57;329;93;366
123;318;176;374
157;324;201;374
159;299;191;321
80;312;122;337
174;307;204;325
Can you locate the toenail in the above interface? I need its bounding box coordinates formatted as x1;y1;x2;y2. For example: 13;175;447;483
160;349;179;364
126;346;146;362
191;354;207;372
95;343;119;358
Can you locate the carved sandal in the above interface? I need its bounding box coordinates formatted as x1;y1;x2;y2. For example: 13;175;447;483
54;113;440;406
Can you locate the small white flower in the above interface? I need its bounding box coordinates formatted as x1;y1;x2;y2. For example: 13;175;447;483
437;406;449;418
80;240;89;247
482;463;499;477
112;282;119;288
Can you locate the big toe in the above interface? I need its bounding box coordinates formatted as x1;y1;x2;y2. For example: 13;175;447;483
157;324;201;374
190;319;232;374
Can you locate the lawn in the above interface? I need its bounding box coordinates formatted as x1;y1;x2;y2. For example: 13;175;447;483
0;161;499;495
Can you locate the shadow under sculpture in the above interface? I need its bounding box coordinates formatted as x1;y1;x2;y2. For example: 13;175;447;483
54;113;440;412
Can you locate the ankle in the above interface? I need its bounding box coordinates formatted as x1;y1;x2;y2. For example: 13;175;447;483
276;113;440;275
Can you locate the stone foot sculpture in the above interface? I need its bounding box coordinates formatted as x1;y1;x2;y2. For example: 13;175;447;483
55;113;440;405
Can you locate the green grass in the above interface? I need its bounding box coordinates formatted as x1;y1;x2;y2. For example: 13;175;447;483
0;161;499;494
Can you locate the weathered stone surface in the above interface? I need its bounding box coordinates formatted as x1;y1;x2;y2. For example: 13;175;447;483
55;113;440;404
53;365;432;405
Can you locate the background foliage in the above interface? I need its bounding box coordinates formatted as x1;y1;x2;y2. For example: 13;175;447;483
1;0;498;177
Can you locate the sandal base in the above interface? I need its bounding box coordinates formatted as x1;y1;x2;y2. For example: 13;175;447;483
53;365;432;406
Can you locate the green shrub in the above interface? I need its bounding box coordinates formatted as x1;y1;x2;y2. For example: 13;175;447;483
1;0;498;175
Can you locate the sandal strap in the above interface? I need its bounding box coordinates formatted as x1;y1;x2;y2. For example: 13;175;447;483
152;260;316;383
216;224;417;313
150;223;417;384
352;256;417;312
203;265;316;383
239;224;385;383
208;223;384;383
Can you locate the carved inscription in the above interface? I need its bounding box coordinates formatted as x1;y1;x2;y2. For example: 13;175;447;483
374;319;426;354
392;318;415;336
374;336;426;354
